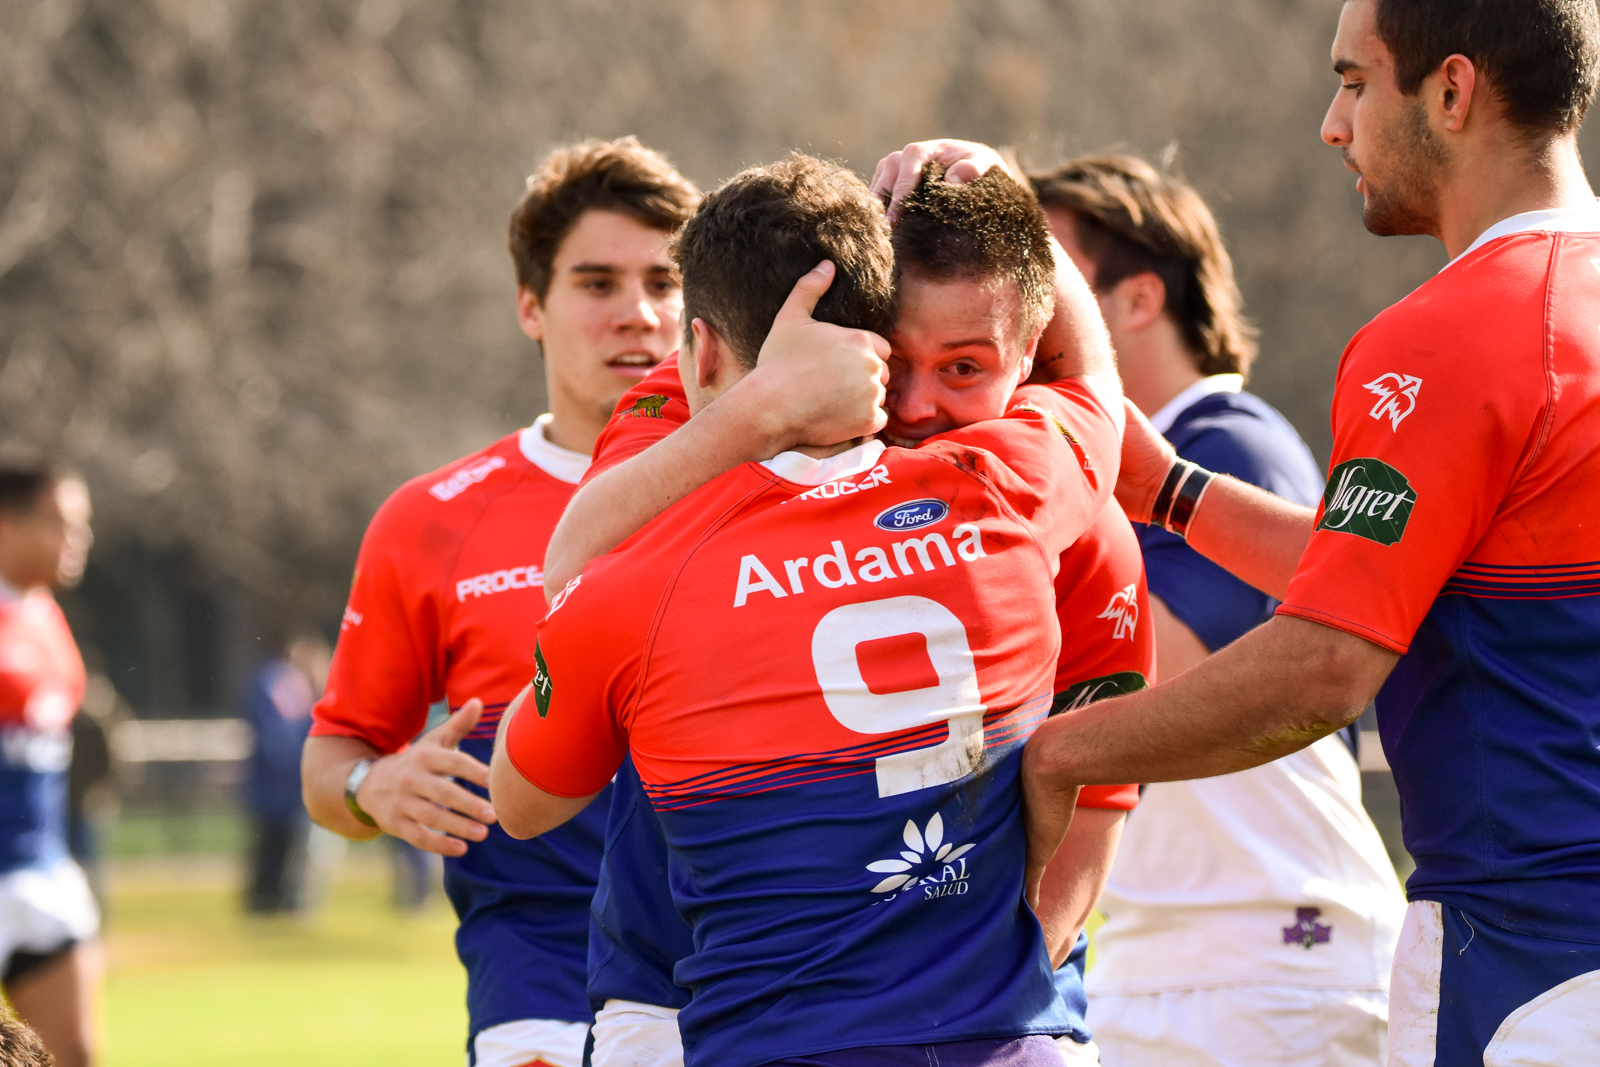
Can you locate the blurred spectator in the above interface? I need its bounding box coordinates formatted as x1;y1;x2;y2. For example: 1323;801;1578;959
241;630;330;915
0;460;100;1067
65;672;126;911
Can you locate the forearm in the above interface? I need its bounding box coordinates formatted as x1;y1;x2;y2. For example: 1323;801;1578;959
543;385;793;598
1036;807;1125;966
1021;754;1080;911
1184;475;1316;602
1030;615;1394;789
301;734;385;841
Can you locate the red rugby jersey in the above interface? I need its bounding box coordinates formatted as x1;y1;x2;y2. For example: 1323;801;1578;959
310;417;608;1031
0;589;84;731
0;586;85;873
1278;209;1600;942
585;357;1145;808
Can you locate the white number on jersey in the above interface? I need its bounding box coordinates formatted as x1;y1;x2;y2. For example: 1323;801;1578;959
810;595;987;797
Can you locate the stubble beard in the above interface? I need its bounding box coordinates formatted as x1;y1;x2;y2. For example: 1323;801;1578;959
1359;99;1448;238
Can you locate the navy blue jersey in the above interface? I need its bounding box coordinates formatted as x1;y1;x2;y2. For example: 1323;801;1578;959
450;735;609;1032
587;756;695;1012
1139;388;1324;652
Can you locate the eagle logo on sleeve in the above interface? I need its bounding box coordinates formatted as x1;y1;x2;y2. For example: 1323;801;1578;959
1363;373;1423;431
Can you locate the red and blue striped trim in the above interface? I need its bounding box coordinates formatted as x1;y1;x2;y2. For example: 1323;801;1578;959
644;693;1050;811
1441;559;1600;600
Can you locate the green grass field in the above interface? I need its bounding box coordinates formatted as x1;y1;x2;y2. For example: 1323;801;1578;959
102;848;467;1067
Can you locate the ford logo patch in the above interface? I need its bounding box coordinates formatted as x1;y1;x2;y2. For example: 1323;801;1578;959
874;499;949;532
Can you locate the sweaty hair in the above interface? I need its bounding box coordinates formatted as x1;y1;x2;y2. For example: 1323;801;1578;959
673;154;895;370
1031;155;1257;379
1375;0;1600;134
508;137;700;299
0;460;58;519
891;163;1055;340
0;1007;51;1066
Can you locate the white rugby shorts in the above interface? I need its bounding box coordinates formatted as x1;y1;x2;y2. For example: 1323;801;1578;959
590;1000;683;1067
0;857;99;966
1089;984;1387;1067
471;1017;588;1067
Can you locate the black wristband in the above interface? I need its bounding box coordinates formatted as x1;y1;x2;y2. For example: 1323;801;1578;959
1149;460;1193;530
1166;465;1215;539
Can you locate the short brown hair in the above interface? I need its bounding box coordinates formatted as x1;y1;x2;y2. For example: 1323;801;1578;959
892;163;1056;341
0;459;60;519
1031;155;1257;379
1376;0;1600;135
508;137;700;299
673;154;895;370
0;1008;52;1066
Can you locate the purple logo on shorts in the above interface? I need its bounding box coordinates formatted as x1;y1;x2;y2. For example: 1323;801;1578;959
1283;907;1332;949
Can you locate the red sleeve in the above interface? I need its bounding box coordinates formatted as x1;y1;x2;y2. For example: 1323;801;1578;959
504;564;640;797
1077;783;1140;810
583;355;691;484
1279;289;1546;653
1051;504;1153;812
310;490;441;753
921;377;1118;560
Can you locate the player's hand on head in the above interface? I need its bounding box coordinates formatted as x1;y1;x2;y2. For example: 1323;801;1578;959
355;698;499;858
749;261;890;447
1115;399;1179;525
870;139;1011;222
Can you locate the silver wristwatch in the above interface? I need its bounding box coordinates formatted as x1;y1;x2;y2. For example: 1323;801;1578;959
344;757;379;828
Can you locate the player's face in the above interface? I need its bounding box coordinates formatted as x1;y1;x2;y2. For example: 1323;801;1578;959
1321;0;1447;237
883;273;1036;447
519;209;682;427
0;482;79;592
54;478;92;590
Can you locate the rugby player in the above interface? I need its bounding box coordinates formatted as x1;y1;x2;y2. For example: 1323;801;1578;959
955;1;1600;1062
560;157;1149;1066
489;154;1124;1066
300;138;700;1067
1031;155;1405;1066
0;461;99;1067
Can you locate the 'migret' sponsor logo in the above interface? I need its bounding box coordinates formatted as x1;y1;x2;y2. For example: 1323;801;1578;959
1317;458;1416;546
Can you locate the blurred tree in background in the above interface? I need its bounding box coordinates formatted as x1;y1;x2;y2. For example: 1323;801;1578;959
2;0;1574;709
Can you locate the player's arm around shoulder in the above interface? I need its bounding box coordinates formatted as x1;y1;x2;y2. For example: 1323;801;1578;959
541;263;889;598
490;569;635;838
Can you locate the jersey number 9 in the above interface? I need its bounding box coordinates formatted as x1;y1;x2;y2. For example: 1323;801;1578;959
810;595;987;798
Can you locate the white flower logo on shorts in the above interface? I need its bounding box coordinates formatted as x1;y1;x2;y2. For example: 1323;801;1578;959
866;812;975;902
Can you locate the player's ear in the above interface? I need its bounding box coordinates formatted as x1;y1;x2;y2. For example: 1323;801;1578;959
690;318;722;390
1016;328;1042;385
517;286;544;343
1115;272;1167;333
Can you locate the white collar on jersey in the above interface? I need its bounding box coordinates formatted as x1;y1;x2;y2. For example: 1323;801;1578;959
762;439;887;487
1147;374;1243;435
0;573;21;606
518;413;591;486
1447;201;1600;270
